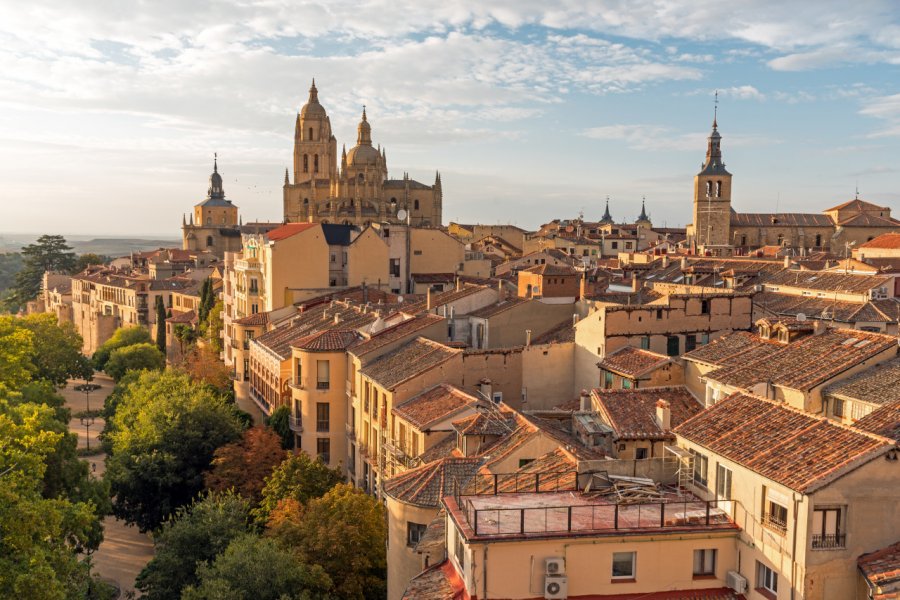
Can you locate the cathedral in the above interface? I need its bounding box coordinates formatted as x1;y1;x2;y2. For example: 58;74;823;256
182;156;243;257
282;80;443;227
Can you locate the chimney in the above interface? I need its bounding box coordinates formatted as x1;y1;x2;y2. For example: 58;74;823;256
661;255;669;268
631;274;641;292
680;257;688;270
498;280;506;301
426;288;432;310
456;277;461;291
655;399;671;431
479;378;493;402
525;329;532;347
572;313;578;327
580;389;591;412
813;319;827;335
783;255;791;268
334;313;340;325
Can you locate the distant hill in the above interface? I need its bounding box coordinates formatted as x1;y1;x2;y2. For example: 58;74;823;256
69;238;180;257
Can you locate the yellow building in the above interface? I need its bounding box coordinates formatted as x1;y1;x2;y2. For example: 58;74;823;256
283;81;442;227
181;157;243;258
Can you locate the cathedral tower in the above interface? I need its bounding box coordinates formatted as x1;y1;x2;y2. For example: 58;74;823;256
691;111;733;253
293;79;337;184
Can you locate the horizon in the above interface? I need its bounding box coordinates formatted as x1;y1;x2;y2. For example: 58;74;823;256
2;1;900;236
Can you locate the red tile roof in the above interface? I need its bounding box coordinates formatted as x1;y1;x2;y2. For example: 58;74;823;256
265;222;318;242
593;386;703;440
675;393;894;493
234;311;270;326
166;309;197;324
524;263;579;276
291;329;361;352
383;457;481;508
401;561;466;600
359;337;461;390
392;384;478;430
858;540;900;600
598;347;672;379
861;232;900;250
350;313;445;358
826;198;889;212
854;399;900;442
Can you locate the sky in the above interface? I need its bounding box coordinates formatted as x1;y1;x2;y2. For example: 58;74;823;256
2;1;900;237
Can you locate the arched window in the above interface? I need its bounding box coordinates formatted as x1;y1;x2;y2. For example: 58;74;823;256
314;154;319;173
350;199;354;208
414;199;420;210
390;197;397;204
358;173;364;183
303;198;309;205
706;181;712;197
815;234;822;247
308;127;313;141
303;155;308;173
206;216;211;225
716;181;722;197
206;236;214;247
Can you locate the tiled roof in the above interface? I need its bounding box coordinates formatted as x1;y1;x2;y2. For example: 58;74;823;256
234;311;270;326
166;309;196;324
291;329;361;352
413;508;447;556
675;393;894;493
494;448;577;493
393;384;478;430
754;291;900;324
825;356;900;407
593;386;703;440
401;561;466;600
598;346;671;378
383;457;481;508
411;273;456;284
764;269;891;294
838;212;900;227
531;318;576;344
520;414;607;461
854;399;900;442
351;313;445;360
730;213;834;227
359;337;461;390
266;222;318;242
467;297;526;319
860;232;900;250
417;435;462;465
402;284;493;314
682;331;780;367
858;540;900;600
452;411;518;436
524;263;579;276
826;198;889;212
704;329;898;391
253;302;377;359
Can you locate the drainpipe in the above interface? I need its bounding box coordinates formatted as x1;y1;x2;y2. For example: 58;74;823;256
791;493;800;600
483;545;489;599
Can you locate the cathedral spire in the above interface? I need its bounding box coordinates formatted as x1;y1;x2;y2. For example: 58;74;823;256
309;78;318;103
638;196;649;222
284;167;289;185
357;105;372;146
699;97;729;176
601;197;613;223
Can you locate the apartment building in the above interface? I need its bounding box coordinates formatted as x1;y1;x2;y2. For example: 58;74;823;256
823;356;900;425
682;320;898;414
466;296;574;350
41;272;73;323
597;346;684;389
675;392;899;600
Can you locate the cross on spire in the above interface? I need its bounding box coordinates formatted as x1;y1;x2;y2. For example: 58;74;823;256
214;152;218;173
713;90;719;129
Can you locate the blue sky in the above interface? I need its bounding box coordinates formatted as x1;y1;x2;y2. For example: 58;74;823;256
1;1;899;236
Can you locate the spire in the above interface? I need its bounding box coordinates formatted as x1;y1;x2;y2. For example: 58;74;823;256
309;78;318;103
362;105;367;122
213;152;218;173
699;95;729;176
601;197;613;223
638;196;649;222
182;213;186;226
713;89;718;130
357;105;372;145
208;154;224;199
284;167;289;185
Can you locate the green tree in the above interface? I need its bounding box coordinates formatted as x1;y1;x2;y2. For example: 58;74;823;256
253;452;343;524
72;253;104;274
268;483;386;600
181;534;332;600
0;315;35;392
265;405;294;449
204;298;224;353
104;342;165;382
8;235;76;309
92;326;152;370
18;313;85;386
136;491;251;600
155;296;167;355
173;323;197;355
105;371;244;531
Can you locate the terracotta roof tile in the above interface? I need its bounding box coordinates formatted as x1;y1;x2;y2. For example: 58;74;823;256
392;384;478;430
825;356;900;407
383;457;481;508
854;399;900;442
675;393;894;493
291;329;361;352
359;337;461;390
860;232;900;250
598;347;672;379
234;311;270;326
467;297;527;319
593;386;703;440
265;222;318;242
764;269;892;294
166;309;197;324
858;540;900;599
826;198;889;212
350;313;444;357
731;213;834;227
531;318;576;344
401;561;466;600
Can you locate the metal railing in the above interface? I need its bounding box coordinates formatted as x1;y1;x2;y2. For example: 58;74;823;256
462;472;578;496
289;416;303;433
383;440;407;460
465;497;731;537
762;513;788;535
811;533;845;549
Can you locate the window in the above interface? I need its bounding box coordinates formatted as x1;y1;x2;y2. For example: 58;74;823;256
656;309;663;320
765;499;788;534
413;250;423;256
851;402;873;422
611;241;618;250
832;398;844;418
251;303;258;314
685;334;697;353
635;448;648;460
407;522;427;547
414;199;420;210
666;335;679;356
604;372;613;389
812;507;845;549
492;392;503;403
409;432;419;457
756;561;778;596
308;127;313;140
454;529;465;567
518;458;535;468
693;549;716;576
716;464;732;500
690;449;708;487
389;258;401;277
316;360;330;389
316;402;330;432
700;299;710;314
640;336;650;350
611;552;636;579
206;235;214;247
313;154;319;172
622;379;632;389
303;154;308;172
316;438;330;464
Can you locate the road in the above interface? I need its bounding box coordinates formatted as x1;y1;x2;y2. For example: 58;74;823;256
62;375;154;597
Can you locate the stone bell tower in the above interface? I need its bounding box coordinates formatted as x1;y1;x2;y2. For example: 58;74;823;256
691;104;733;254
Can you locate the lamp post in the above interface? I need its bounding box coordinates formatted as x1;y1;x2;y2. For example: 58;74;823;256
80;414;96;451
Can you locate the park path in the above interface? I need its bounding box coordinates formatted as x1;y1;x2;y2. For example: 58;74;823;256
61;374;154;597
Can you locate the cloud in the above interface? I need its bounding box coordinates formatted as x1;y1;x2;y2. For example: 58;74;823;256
582;123;775;152
860;93;900;137
719;85;765;101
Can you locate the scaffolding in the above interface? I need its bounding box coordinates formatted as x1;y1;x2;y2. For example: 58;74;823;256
665;445;694;496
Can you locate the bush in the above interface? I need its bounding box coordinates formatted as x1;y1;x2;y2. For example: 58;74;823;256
104;343;165;382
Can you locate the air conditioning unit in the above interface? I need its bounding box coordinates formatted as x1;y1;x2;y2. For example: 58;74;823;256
726;570;748;593
544;575;568;599
545;557;565;575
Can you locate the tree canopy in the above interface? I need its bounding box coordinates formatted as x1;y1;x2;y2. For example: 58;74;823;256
265;405;293;449
205;426;286;505
253;452;344;524
104;342;165;381
92;325;152;370
136;491;251;600
105;370;244;531
18;313;86;385
155;296;167;355
7;235;76;309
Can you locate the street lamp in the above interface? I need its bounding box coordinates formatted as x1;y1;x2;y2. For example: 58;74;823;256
80;414;96;451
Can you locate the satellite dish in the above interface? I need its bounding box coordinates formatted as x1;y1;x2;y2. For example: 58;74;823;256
796;313;806;322
397;209;408;221
397;295;404;303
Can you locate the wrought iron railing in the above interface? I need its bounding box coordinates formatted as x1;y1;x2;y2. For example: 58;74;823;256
289;416;303;433
811;533;845;549
763;513;788;535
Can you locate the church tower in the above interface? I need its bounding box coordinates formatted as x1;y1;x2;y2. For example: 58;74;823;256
292;79;337;184
691;109;733;254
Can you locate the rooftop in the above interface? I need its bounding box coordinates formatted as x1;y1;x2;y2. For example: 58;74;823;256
763;268;892;294
401;561;465;600
359;337;461;390
730;213;833;227
854;399;900;442
466;296;526;319
383;457;481;508
291;328;361;352
675;393;894;493
597;346;672;379
233;311;270;326
754;291;900;324
825;356;900;407
858;540;900;600
593;386;703;440
392;384;478;430
265;222;318;242
860;232;900;250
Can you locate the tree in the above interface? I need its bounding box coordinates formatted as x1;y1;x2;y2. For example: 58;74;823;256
72;253;104;274
204;298;224;353
105;371;244;531
135;491;251;600
0;315;35;392
197;278;215;325
266;405;294;450
173;323;197;355
8;235;76;308
92;326;152;370
155;296;167;355
104;342;165;382
181;534;332;600
267;483;386;600
182;344;232;392
253;452;343;524
18;313;85;385
205;427;286;505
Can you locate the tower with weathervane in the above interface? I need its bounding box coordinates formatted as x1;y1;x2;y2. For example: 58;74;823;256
689;105;733;255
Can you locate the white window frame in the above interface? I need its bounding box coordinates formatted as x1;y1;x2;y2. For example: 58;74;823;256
757;561;778;594
611;551;636;579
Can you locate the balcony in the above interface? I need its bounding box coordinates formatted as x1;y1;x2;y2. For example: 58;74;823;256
811;533;846;550
289;415;303;433
289;376;304;390
345;423;356;441
762;513;788;535
383;440;407;460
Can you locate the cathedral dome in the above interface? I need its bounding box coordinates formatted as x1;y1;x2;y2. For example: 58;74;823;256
347;144;380;166
300;79;326;120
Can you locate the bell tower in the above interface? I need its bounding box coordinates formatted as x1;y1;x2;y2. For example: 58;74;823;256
692;98;733;254
292;79;337;185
